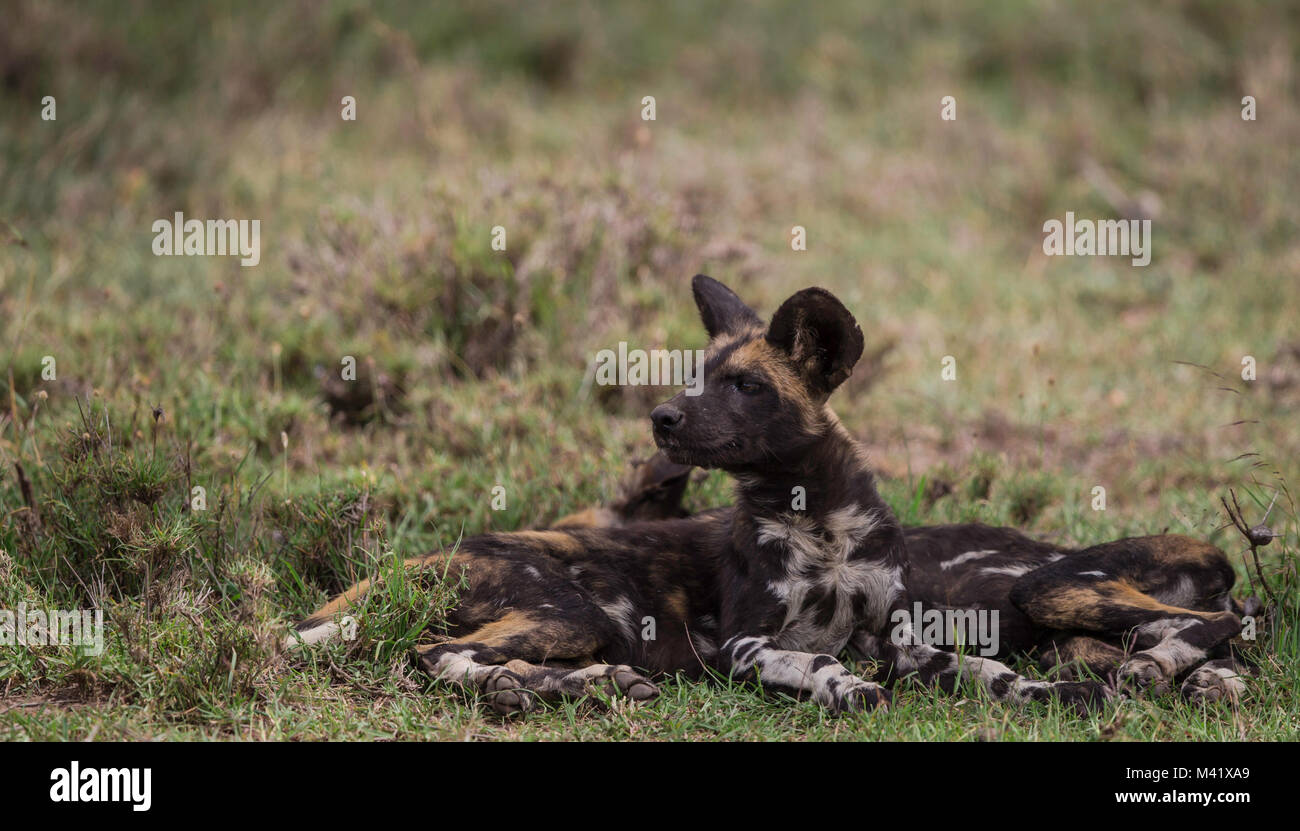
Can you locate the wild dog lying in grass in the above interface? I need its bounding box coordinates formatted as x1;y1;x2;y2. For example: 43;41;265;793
591;279;1253;706
289;276;1246;714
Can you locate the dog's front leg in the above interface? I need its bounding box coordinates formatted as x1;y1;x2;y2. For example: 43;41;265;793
851;631;1109;713
720;635;890;714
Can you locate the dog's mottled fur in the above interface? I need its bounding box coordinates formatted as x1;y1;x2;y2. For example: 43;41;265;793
288;275;1248;714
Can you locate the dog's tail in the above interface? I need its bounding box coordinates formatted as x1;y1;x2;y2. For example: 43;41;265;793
282;556;428;651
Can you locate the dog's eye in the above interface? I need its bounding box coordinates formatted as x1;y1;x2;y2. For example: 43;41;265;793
733;379;762;395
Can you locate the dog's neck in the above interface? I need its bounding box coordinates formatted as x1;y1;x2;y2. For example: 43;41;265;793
730;410;893;531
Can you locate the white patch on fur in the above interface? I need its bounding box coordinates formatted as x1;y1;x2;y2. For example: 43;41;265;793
980;564;1034;578
940;549;999;570
563;663;626;682
425;649;493;684
728;636;880;709
1183;662;1246;700
524;565;542;579
1133;617;1194;646
1138;637;1206;676
1127;618;1211;678
757;506;900;653
1078;570;1107;578
876;639;1065;704
598;596;638;644
284;621;339;650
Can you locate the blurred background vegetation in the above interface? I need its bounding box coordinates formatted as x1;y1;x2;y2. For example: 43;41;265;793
0;0;1297;737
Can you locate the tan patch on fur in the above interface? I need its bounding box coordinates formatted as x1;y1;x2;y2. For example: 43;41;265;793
1048;635;1125;666
308;577;372;622
511;530;584;554
1143;534;1224;568
457;610;540;646
707;327;765;355
418;609;603;662
299;553;448;628
552;507;618;529
1027;586;1107;628
721;338;819;428
1096;580;1229;620
1028;580;1226;630
664;588;689;621
1039;635;1126;680
453;549;561;593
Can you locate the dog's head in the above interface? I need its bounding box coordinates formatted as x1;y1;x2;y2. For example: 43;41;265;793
651;274;864;471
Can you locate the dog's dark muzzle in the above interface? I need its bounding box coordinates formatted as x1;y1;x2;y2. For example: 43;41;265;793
651;404;685;438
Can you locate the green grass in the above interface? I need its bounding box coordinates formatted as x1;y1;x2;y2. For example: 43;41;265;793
2;0;1299;740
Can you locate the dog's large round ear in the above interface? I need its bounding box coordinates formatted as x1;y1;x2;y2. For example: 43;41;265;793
692;274;762;339
766;288;865;394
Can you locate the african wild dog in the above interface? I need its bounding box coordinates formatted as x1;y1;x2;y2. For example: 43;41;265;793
288;275;1247;713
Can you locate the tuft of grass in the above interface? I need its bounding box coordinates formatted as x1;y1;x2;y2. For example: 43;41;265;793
1000;472;1061;527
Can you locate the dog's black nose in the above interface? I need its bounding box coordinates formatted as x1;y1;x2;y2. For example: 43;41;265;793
651;404;685;433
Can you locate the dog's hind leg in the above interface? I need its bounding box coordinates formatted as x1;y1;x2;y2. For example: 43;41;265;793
416;610;657;716
1115;615;1244;695
1009;534;1244;696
